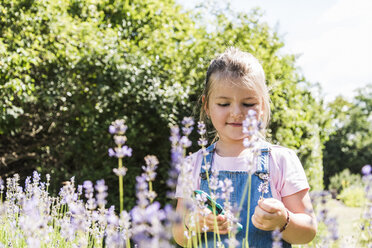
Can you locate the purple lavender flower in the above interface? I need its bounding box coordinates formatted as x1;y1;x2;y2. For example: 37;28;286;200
113;167;128;177
108;148;116;157
179;136;192;148
83;180;96;210
114;135;127;145
169;126;180;146
325;217;339;241
258;181;269;195
24;176;32;194
209;168;219;192
77;185;83;197
120;210;132;230
243;137;253;148
198;137;208;147
201;161;211;172
83;181;94;197
136;175;149;208
32;171;41;187
167;125;183;198
182;117;195;128
59;179;77;205
142;155;159;182
109;119;128;134
181;117;194;136
362;164;372;176
272;229;283;248
95;180;108;209
130;201;172;247
114;146;132;158
219;178;234;200
197;121;206;136
247;109;256;117
171;145;183;166
109;125;116;134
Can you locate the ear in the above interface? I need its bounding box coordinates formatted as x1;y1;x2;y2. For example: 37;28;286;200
202;95;209;116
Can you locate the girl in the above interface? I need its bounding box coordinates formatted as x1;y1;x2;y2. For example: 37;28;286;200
172;47;317;247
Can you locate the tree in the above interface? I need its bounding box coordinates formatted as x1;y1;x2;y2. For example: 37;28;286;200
0;0;199;208
323;84;372;187
1;0;328;209
185;3;329;190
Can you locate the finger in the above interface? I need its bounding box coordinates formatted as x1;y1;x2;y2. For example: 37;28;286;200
251;214;263;229
206;214;226;226
258;198;282;213
218;228;229;235
254;205;276;221
218;218;229;230
205;214;221;229
217;214;227;224
217;221;230;234
252;214;270;231
205;217;217;229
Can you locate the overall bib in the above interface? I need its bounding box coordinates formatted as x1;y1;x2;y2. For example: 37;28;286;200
199;143;291;248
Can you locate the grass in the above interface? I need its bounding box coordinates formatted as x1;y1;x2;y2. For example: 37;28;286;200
292;198;364;248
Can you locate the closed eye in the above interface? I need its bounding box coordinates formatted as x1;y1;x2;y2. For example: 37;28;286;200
217;103;230;107
243;103;255;107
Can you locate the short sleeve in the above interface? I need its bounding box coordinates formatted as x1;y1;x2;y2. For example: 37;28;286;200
174;150;203;199
270;146;310;199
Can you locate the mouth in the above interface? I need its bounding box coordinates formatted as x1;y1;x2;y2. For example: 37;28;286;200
227;123;242;127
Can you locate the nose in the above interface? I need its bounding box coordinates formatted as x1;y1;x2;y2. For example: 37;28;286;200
230;104;243;120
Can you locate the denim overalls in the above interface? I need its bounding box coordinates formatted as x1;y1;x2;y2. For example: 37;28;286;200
199;143;291;248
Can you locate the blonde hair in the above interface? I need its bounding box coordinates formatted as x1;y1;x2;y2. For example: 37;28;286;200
200;47;270;134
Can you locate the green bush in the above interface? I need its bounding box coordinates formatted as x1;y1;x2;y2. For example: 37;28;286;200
1;0;328;209
328;169;363;194
337;185;366;207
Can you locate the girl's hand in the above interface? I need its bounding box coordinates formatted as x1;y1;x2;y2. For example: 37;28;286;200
252;198;288;231
186;209;230;234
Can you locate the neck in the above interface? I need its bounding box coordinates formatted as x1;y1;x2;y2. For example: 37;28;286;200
215;140;247;157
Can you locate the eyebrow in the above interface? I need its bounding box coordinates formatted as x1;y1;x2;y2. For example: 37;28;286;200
215;96;255;100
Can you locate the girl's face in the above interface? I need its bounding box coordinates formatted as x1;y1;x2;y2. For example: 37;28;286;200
205;79;263;144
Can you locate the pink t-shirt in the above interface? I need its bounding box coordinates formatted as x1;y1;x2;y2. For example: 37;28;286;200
175;143;310;200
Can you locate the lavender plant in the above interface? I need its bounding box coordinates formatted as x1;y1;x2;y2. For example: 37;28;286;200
308;190;339;248
357;164;372;247
241;109;261;248
142;155;159;203
0;116;369;248
108;119;132;213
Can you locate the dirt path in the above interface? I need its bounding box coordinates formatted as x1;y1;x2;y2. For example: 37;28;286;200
326;199;364;247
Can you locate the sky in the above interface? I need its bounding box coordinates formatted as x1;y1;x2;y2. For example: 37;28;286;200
179;0;372;102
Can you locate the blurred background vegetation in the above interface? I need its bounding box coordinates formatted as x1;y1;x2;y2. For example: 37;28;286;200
0;0;371;210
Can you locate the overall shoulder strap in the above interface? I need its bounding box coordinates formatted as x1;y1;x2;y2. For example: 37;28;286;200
257;143;270;173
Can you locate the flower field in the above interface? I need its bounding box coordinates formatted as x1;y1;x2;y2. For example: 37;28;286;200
0;117;370;248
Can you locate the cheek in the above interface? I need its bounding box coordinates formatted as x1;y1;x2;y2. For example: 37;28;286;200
209;107;227;122
243;106;260;117
250;104;262;117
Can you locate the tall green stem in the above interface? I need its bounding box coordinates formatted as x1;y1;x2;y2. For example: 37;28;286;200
201;148;222;246
244;174;252;248
126;234;131;248
118;158;124;213
203;217;208;248
149;181;153;204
